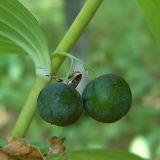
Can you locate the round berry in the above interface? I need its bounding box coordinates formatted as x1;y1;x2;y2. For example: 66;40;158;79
37;82;83;126
82;74;132;123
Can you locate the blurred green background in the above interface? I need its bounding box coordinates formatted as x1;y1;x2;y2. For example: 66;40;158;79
0;0;160;159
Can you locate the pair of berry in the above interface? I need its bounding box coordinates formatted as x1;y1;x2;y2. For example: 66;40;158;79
37;74;132;126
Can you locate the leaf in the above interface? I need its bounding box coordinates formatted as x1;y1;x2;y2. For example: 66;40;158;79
47;136;67;160
68;149;146;160
136;0;160;40
0;150;17;160
0;0;51;77
1;138;44;160
0;36;25;55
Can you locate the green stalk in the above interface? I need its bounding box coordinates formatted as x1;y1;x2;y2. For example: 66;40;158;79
11;76;48;138
51;0;103;74
11;0;103;138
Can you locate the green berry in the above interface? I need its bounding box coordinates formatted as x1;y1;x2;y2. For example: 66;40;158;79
37;82;83;126
82;74;132;123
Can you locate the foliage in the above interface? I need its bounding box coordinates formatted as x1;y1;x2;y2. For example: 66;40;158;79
0;0;51;76
68;149;146;160
0;0;160;159
136;0;160;41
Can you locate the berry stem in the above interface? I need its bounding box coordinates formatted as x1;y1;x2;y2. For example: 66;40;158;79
51;0;103;74
53;52;97;77
65;58;74;79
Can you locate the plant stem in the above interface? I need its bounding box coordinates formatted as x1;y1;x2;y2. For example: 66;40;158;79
11;0;103;138
51;0;103;74
11;76;48;138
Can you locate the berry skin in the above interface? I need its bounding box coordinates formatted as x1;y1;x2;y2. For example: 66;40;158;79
82;74;132;123
37;82;83;126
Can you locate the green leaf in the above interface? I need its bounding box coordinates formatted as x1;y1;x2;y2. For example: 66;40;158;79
136;0;160;40
68;149;146;160
0;0;51;77
0;36;25;54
